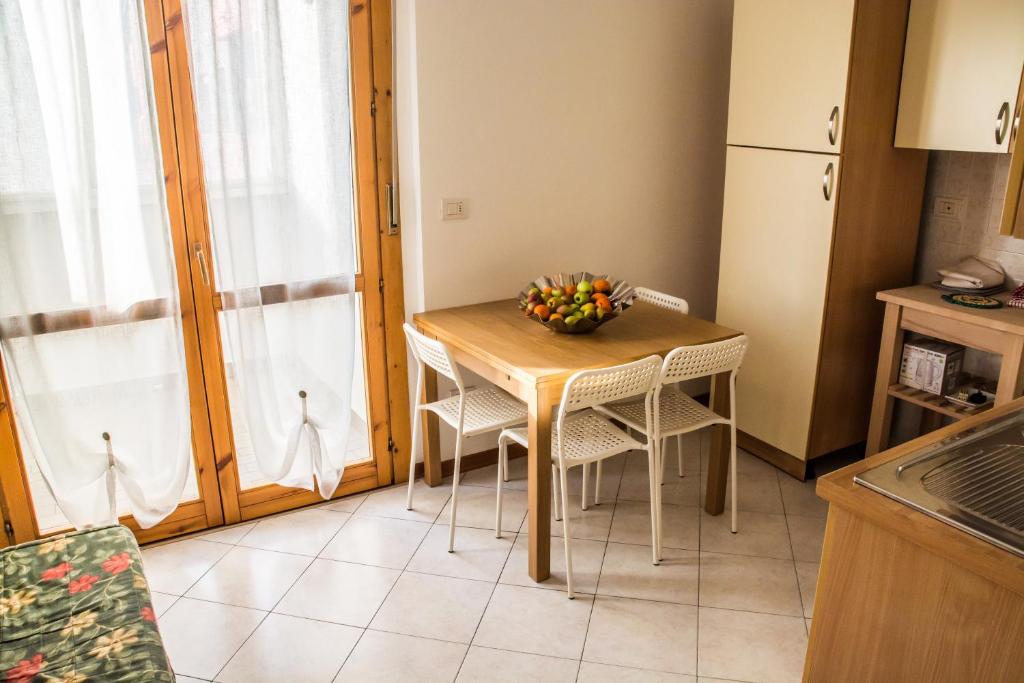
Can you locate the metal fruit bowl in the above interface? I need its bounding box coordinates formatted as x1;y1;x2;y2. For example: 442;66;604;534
517;272;636;334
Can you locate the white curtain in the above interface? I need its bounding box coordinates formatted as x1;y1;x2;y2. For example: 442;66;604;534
183;0;360;498
0;1;192;528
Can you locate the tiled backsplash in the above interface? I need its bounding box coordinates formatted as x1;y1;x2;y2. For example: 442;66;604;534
914;151;1017;284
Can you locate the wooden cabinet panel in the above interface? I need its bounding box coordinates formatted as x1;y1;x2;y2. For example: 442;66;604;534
726;0;855;153
895;0;1024;153
716;146;838;460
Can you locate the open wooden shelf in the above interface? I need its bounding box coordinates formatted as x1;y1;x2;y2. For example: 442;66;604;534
887;383;993;421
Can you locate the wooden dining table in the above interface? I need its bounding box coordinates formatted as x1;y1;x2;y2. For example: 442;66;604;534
413;299;742;581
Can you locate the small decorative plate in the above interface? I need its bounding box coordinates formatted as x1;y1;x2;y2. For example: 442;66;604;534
941;293;1003;309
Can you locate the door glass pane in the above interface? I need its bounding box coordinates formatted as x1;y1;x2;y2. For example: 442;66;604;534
223;294;373;491
0;1;196;530
184;0;371;497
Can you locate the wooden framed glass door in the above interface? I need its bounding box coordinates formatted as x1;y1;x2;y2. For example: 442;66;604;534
152;0;407;524
0;0;408;542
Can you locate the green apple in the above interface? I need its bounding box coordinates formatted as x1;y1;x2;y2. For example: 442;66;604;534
577;280;593;294
573;291;589;305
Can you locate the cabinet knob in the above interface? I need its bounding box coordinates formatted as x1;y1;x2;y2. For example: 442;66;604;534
827;106;840;146
996;102;1010;145
823;162;835;201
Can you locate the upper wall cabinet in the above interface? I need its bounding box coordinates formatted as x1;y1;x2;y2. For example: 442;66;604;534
895;0;1024;152
726;0;855;153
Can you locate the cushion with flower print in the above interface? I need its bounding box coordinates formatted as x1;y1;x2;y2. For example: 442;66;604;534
0;525;173;681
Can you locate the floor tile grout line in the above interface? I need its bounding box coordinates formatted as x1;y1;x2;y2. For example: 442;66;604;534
776;468;811;637
330;478;455;680
696;430;704;678
206;506;359;680
453;527;519;681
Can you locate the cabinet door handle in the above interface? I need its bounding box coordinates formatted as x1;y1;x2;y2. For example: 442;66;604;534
823;162;834;201
827;105;840;146
996;101;1010;145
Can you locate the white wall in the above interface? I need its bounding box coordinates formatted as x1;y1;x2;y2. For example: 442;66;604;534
398;0;734;460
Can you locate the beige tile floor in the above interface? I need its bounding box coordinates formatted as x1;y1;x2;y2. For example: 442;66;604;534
143;432;827;683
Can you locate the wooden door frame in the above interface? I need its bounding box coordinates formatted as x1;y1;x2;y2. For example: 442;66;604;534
154;0;410;523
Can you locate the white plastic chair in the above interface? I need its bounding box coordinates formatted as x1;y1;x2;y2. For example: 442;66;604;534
632;287;691;482
596;336;748;552
496;355;662;598
404;323;528;551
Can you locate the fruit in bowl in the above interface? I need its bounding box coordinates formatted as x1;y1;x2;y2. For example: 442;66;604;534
518;273;635;334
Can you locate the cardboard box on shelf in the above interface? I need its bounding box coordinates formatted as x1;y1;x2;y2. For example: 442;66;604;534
899;339;964;396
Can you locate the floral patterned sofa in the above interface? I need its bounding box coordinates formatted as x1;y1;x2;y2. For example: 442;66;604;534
0;525;173;682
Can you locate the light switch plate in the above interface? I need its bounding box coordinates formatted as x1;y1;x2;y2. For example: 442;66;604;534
442;198;467;221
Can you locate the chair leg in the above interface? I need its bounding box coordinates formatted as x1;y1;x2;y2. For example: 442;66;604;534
594;460;603;506
660;437;668;485
730;421;739;534
677;434;684;478
552;464;562;521
406;406;421;511
559;464;575;599
502;445;510;482
448;431;465;552
496;437;505;538
581;463;589;511
646;446;660;565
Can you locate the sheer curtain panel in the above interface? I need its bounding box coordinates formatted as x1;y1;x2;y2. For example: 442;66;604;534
183;0;361;498
0;1;192;529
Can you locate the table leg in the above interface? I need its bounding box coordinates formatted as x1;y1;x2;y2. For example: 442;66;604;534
527;385;552;582
421;364;442;487
704;371;730;516
866;303;903;456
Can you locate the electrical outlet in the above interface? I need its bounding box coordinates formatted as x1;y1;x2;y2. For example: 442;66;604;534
441;198;467;221
934;197;962;218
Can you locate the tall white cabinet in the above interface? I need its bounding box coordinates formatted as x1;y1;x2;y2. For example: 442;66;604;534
716;0;929;475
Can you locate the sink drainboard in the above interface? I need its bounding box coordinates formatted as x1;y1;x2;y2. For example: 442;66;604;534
920;444;1024;535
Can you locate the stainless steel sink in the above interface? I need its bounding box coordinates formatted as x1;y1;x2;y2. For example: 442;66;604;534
856;410;1024;557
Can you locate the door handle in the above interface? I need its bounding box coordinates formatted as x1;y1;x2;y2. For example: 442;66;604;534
827;106;840;146
996;101;1010;145
193;242;211;287
823;162;835;201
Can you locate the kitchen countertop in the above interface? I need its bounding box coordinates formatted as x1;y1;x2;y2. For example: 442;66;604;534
817;395;1024;597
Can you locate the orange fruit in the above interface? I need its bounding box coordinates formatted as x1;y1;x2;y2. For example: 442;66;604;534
592;292;609;302
548;313;564;322
593;279;611;294
542;287;552;296
533;304;551;320
595;297;613;312
563;283;576;297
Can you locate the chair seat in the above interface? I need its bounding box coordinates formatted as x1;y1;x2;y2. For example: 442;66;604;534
501;410;645;465
596;390;727;437
422;388;527;436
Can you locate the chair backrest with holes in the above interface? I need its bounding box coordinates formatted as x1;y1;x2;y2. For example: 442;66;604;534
634;287;689;315
403;323;463;388
660;335;748;386
559;355;662;418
